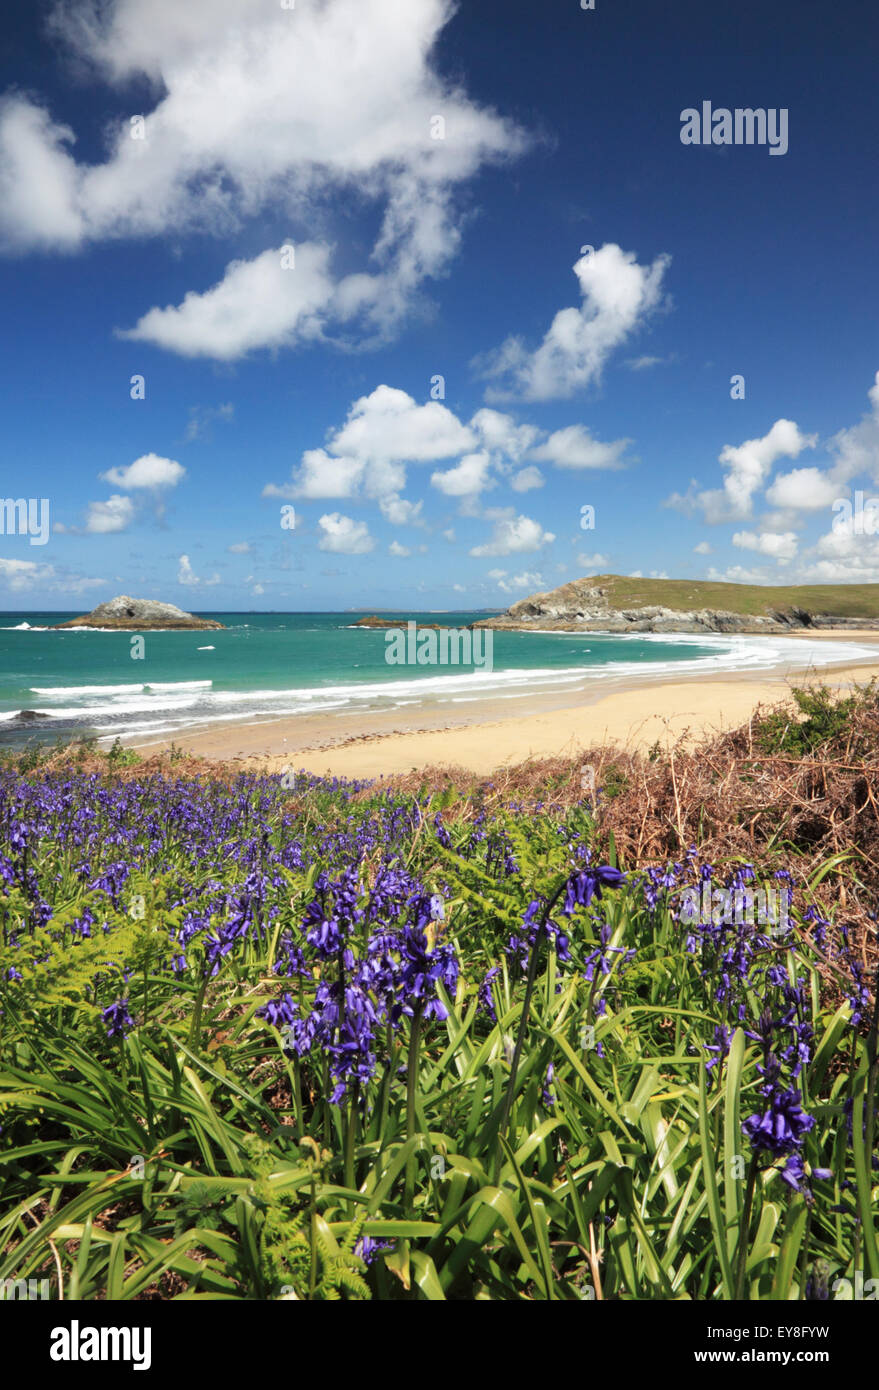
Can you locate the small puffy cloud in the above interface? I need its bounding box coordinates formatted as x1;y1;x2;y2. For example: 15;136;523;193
380;494;424;527
317;512;374;554
121;244;337;360
826;371;879;483
625;354;665;370
805;547;879;581
261;481;298;501
470;514;555;557
0;558;58;592
765;466;841;511
100;452;185;489
388;540;411;557
178;554;220;585
478;243;671;401
452;582;465;592
511;465;544;492
711;420;816;521
0;557;105;593
577;552;609;568
707;564;774;585
496;569;543;593
431;451;493;498
227;541;250;554
0;99;84;252
333;386;476;465
470;407;539;461
531;424;631;470
812;508;879;577
442;527;456;542
732;530;798;561
85;495;135;533
270;448;363;501
670;376;879;536
693;540;712;555
268;385;476;502
669;419;817;524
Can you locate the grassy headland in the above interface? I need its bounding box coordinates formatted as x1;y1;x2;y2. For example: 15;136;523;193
539;573;879;620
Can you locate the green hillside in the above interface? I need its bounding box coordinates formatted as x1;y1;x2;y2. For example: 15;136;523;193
579;574;879;619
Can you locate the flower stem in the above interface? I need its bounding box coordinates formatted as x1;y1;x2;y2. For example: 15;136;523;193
188;970;209;1050
404;1003;423;1212
734;1156;759;1300
345;1083;359;1195
494;880;567;1185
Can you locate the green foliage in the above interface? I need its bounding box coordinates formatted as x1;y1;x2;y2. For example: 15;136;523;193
0;769;873;1302
756;681;876;755
107;737;141;769
600;765;629;799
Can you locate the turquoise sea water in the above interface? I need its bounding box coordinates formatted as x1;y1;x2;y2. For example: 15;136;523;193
0;611;874;747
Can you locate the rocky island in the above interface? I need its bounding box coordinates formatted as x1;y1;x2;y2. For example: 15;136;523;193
52;596;225;631
473;574;879;635
352;615;472;631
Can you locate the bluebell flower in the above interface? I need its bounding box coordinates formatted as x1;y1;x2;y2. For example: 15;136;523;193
102;997;135;1039
743;1088;815;1156
562;865;625;916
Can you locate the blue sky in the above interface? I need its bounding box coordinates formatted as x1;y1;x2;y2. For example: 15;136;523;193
1;0;878;610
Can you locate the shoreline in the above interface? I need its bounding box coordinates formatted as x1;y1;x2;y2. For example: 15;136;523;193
129;630;879;780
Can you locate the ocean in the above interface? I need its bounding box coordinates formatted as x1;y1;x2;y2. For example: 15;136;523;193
0;611;874;748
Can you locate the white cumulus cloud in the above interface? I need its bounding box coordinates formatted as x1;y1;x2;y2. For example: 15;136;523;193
470;514;555;557
431;452;493;499
530;424;631;470
2;0;527;359
511;465;544;492
100;452;185;489
317;512;374;554
669;419;817;523
765;466;841;512
732;530;799;561
177;554;220;585
85;495;135;533
478;243;670;401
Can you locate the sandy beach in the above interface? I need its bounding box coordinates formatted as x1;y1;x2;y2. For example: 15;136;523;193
126;630;879;780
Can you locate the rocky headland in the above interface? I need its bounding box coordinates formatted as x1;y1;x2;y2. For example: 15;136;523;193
473;577;879;635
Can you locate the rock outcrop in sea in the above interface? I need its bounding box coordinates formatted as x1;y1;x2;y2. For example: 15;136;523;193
52;596;225;631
